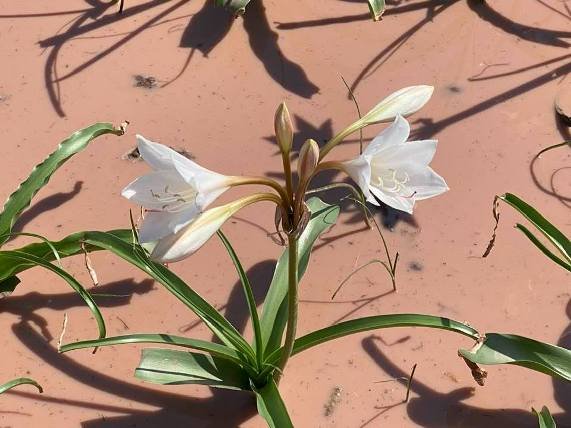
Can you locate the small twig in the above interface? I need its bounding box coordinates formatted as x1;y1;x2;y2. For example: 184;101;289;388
340;75;363;154
116;316;129;330
307;182;372;228
331;259;393;300
482;196;500;258
468;61;510;80
374;364;417;402
347;197;398;291
404;364;417;403
57;313;68;351
81;242;99;286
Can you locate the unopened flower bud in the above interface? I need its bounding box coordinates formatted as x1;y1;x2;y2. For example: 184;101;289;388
274;102;293;155
297;139;319;183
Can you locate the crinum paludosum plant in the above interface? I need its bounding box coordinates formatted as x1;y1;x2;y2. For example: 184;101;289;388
0;91;569;426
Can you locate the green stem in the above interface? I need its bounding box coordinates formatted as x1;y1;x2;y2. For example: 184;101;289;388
319;122;362;160
229;176;289;207
275;234;298;381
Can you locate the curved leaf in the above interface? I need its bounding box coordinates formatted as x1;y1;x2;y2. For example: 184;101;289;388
0;377;43;394
0;229;131;294
533;406;557;428
501;193;570;264
515;224;571;272
217;231;263;367
135;348;250;390
0;250;106;339
79;231;255;362
266;314;479;366
60;333;242;365
260;197;339;358
253;379;293;428
459;333;571;381
0;123;125;246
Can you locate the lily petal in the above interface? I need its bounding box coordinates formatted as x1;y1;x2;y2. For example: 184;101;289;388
171;155;230;208
138;209;200;243
121;170;192;211
342;156;372;199
363;115;410;156
369;185;415;214
403;165;449;200
363;85;433;124
376;139;438;168
136;135;190;171
150;204;233;263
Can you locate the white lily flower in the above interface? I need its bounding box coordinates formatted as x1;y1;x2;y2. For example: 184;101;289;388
149;194;277;263
320;85;434;159
342;115;448;214
122;135;231;243
361;85;434;124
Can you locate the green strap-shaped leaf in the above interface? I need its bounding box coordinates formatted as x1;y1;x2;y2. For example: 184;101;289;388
533;406;557;428
265;314;479;366
260;197;339;358
135;348;250;390
0;123;124;246
0;377;43;394
459;333;571;381
60;333;242;365
367;0;386;21
0;229;131;294
253;379;293;428
217;231;264;367
0;228;254;362
501;193;570;265
0;250;106;339
80;231;255;362
515;224;571;272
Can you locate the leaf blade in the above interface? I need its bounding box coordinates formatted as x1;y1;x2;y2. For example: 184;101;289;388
533;406;557;428
60;333;242;364
80;231;255;361
135;348;250;390
367;0;386;21
501;193;570;263
217;230;264;367
0;378;43;394
0;250;106;339
266;314;479;365
0;123;124;246
253;379;294;428
459;333;571;381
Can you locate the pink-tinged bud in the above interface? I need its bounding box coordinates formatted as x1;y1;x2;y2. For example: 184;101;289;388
274;102;293;155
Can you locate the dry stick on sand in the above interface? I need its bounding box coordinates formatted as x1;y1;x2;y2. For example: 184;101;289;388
375;363;418;403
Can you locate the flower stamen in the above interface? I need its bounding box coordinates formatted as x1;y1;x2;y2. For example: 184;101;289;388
149;187;198;212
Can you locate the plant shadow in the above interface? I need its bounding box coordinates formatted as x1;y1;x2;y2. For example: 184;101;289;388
11;181;84;238
3;0;318;117
2;260;282;426
1;277;154;341
361;334;571;427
